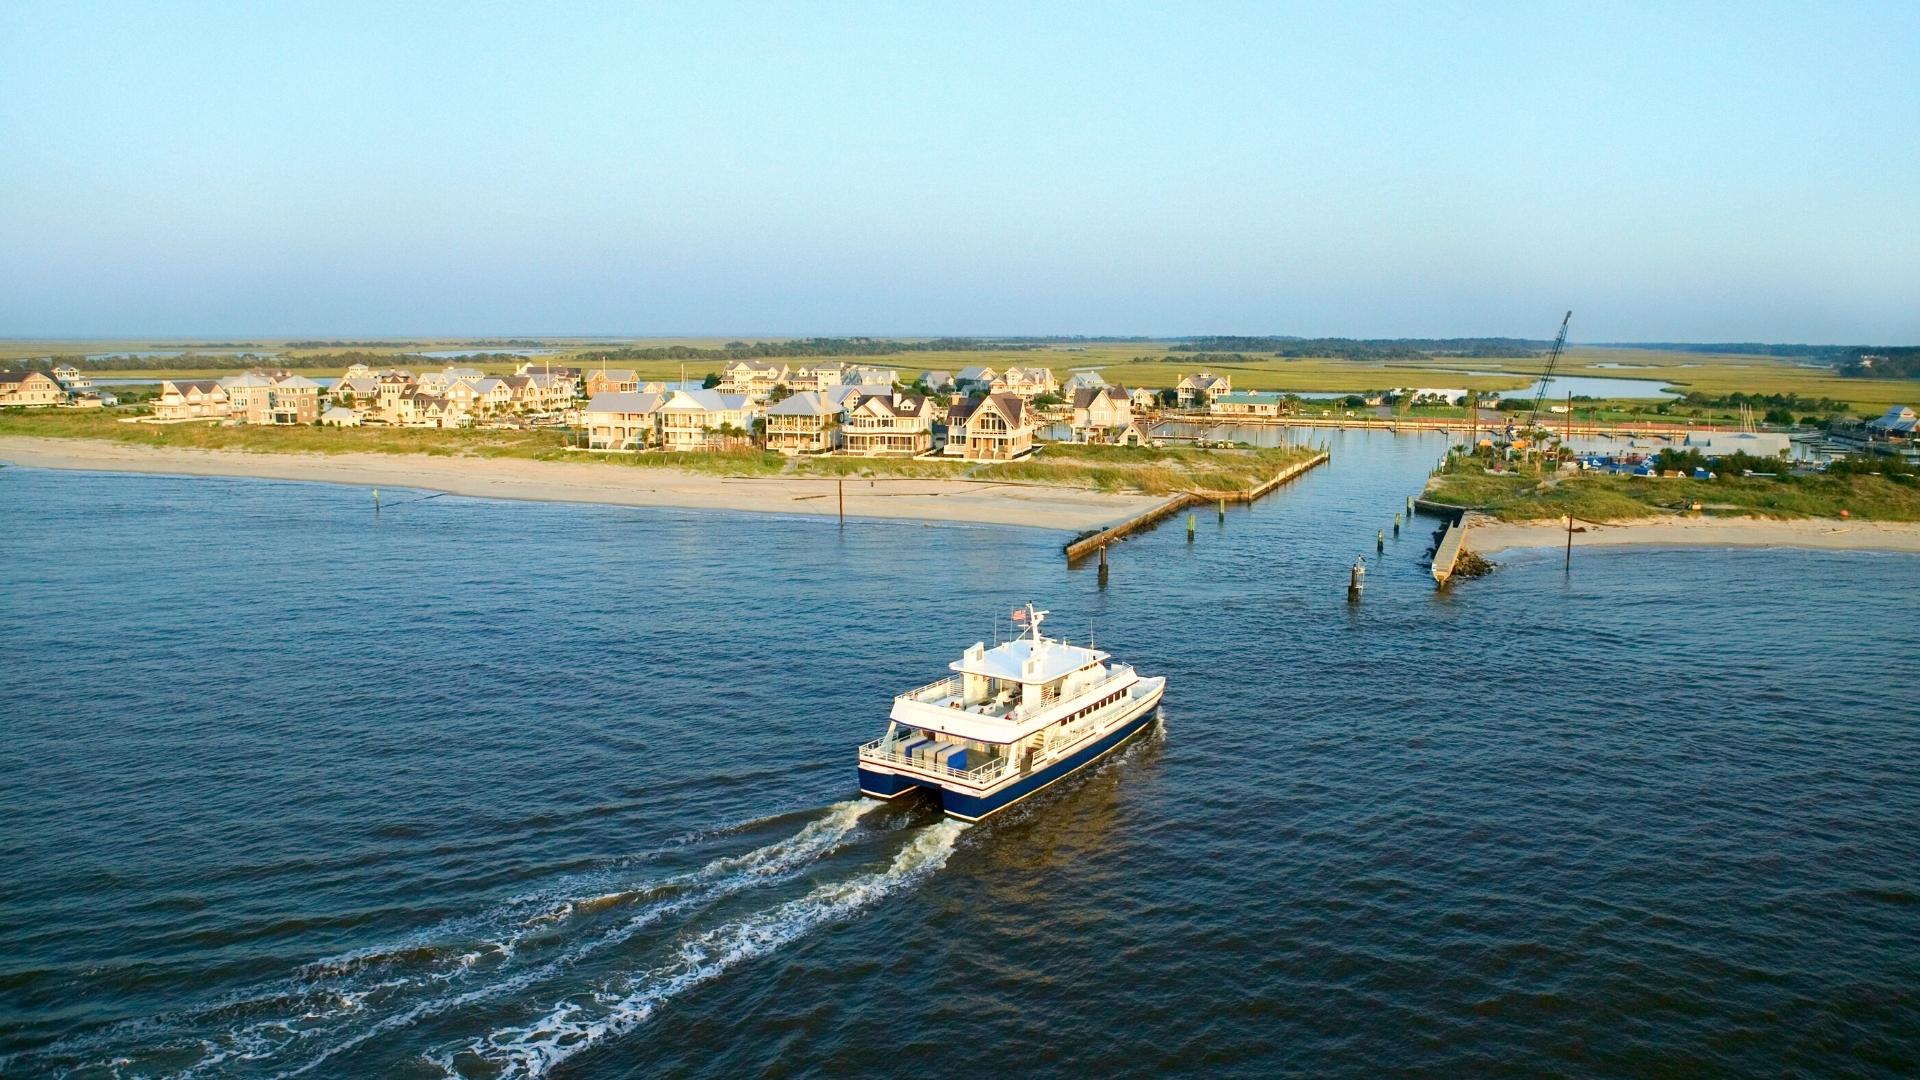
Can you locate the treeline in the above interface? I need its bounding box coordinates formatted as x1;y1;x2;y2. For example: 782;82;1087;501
574;337;1041;363
1168;336;1545;359
149;341;260;348
284;340;422;349
1839;348;1920;379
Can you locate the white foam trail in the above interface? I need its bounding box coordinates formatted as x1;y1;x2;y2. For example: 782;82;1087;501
464;818;967;1079
265;800;883;1079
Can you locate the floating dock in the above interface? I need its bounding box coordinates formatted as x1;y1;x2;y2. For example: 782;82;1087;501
1063;451;1330;561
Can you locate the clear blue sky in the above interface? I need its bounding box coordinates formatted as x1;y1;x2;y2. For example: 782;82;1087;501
2;1;1915;342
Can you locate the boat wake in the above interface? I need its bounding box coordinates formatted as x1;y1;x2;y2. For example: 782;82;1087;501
446;818;968;1078
19;799;962;1080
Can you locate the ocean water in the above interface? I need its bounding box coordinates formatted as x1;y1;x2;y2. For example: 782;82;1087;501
3;430;1917;1078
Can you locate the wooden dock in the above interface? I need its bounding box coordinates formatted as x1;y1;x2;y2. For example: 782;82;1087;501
1063;451;1329;561
1430;514;1468;586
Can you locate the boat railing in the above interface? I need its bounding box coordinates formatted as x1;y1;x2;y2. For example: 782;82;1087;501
900;675;963;703
858;737;1011;785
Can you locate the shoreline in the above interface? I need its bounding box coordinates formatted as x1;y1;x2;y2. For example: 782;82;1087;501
0;436;1165;533
1467;512;1920;555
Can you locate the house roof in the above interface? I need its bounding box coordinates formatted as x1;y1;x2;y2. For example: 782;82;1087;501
586;391;665;414
0;370;52;384
275;375;321;389
956;365;996;382
1072;386;1130;410
166;379;224;394
951;393;1025;424
321;405;358;418
855;392;928;417
766;391;839;417
663;388;749;412
590;368;639;381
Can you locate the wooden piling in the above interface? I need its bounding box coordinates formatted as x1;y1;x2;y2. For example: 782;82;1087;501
838;479;844;524
1062;450;1330;561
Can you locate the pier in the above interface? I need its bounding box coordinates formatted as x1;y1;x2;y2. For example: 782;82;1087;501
1430;514;1468;586
1064;451;1330;561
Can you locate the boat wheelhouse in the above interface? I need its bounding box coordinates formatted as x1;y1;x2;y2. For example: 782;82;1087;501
857;605;1166;821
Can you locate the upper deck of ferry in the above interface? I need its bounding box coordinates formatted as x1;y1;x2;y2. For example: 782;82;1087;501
885;610;1137;743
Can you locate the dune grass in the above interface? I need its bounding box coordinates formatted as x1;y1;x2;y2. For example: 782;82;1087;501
1426;457;1920;522
0;409;1317;496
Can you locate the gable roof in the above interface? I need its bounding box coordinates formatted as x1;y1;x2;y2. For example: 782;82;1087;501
1072;386;1130;410
766;391;839;417
952;392;1026;425
586;391;665;414
663;388;749;412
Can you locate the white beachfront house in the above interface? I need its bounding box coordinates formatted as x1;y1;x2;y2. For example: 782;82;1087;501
764;390;844;454
660;388;757;450
583;390;666;449
719;361;790;400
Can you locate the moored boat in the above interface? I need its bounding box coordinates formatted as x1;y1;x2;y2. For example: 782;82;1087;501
856;604;1165;821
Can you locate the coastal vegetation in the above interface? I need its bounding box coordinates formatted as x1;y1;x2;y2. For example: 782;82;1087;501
1424;450;1920;523
0;411;1315;497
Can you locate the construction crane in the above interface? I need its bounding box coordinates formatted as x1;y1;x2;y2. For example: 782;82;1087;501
1526;310;1573;429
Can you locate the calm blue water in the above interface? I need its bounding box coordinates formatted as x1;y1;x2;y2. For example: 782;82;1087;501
3;431;1918;1078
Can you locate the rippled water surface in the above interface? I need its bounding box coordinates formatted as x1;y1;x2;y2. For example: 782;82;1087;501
3;431;1917;1078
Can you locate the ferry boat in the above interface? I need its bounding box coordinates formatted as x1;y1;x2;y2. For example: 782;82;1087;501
857;604;1166;822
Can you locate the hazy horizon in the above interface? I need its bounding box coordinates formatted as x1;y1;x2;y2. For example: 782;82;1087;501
4;2;1916;343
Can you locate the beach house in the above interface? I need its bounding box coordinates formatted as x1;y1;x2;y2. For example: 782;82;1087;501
842;392;934;456
50;365;92;393
764;391;843;454
584;368;640;396
221;371;323;425
583;390;665;449
152;379;231;420
720;361;789;400
955;365;998;394
996;366;1058;398
660;388;757;450
789;363;846;392
1071;386;1136;442
0;370;68;408
945;393;1035;460
1177;372;1231;406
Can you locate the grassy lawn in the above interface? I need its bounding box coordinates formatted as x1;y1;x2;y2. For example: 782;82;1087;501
1425;456;1920;523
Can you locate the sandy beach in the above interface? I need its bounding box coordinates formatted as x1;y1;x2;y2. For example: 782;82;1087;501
1468;512;1920;555
0;436;1164;533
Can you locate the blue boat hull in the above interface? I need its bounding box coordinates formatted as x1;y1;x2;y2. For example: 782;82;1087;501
857;700;1160;822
